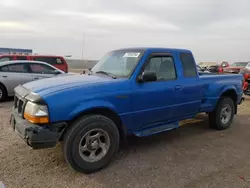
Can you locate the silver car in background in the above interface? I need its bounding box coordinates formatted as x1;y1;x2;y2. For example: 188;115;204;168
0;60;66;101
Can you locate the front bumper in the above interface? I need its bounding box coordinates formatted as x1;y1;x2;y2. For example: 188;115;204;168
10;110;67;149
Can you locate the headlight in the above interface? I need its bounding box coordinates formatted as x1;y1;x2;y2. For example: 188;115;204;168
24;101;49;124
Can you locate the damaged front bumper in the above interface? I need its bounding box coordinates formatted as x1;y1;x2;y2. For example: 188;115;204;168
10;110;67;149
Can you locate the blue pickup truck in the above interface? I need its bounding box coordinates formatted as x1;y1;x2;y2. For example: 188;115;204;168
11;48;244;173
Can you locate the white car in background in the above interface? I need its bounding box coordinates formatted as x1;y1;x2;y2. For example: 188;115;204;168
245;62;250;70
0;60;73;101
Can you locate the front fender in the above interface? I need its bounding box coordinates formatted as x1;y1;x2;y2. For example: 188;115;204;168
69;100;117;120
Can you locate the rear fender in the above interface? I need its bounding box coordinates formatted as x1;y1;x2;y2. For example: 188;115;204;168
218;86;238;114
219;86;237;97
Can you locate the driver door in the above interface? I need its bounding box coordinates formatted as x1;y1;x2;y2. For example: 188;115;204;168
130;53;183;130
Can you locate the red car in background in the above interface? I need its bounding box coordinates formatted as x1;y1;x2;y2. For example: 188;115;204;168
205;62;229;73
239;62;250;96
0;55;68;73
206;65;224;73
223;62;249;74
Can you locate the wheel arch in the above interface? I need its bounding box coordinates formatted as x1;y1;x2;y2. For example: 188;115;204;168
219;89;238;114
61;107;127;143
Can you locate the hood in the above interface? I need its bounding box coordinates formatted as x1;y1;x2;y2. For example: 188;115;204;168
22;74;119;95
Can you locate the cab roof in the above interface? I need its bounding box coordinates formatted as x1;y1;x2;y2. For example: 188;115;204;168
115;47;192;53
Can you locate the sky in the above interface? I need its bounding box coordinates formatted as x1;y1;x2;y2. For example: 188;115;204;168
0;0;249;63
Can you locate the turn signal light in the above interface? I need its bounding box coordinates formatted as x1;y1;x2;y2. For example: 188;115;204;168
24;113;49;124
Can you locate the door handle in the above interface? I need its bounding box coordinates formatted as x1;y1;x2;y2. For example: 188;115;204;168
2;76;7;78
33;77;39;80
175;85;182;90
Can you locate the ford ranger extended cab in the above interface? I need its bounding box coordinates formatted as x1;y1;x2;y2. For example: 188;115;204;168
10;48;244;173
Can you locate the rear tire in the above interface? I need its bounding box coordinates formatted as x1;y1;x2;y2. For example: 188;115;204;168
63;115;120;174
0;84;7;102
209;97;235;130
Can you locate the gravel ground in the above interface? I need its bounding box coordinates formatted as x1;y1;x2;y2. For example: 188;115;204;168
1;97;250;188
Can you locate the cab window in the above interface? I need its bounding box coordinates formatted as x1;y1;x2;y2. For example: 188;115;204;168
180;53;197;77
144;56;177;81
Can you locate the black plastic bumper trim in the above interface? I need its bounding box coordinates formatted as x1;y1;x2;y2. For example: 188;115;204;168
11;111;67;149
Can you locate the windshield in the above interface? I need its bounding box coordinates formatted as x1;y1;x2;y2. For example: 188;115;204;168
231;62;248;67
91;50;144;77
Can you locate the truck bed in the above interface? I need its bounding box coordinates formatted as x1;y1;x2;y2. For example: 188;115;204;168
198;73;243;112
199;72;243;81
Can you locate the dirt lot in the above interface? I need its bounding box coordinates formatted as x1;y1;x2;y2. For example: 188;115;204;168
1;97;250;188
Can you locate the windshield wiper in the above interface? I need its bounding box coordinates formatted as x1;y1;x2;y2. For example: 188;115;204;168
95;71;117;79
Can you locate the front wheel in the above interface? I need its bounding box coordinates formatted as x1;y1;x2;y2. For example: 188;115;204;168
209;97;235;130
63;115;120;174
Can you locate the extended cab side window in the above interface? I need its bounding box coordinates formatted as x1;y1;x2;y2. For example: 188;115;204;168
144;56;176;81
180;53;197;77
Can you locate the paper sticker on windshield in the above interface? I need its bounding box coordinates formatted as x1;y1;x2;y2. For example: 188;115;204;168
123;52;140;58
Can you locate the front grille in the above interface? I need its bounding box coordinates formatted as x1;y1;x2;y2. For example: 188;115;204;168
14;94;26;115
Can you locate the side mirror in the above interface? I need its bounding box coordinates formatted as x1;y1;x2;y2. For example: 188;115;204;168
138;72;157;82
53;70;61;75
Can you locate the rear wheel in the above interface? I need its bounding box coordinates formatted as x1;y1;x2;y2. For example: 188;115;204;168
209;97;235;130
63;115;120;174
0;84;7;102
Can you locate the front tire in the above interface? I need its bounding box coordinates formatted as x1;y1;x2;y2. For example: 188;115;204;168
209;97;235;130
63;115;120;174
